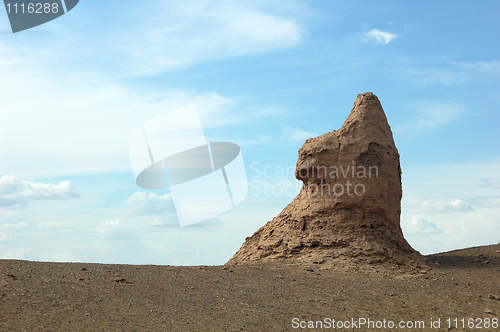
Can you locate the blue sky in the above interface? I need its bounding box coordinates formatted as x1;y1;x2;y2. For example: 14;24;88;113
0;0;499;264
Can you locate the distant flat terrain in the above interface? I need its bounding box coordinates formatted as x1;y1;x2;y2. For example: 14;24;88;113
1;243;499;331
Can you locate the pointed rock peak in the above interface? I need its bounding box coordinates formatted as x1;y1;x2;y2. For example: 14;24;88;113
354;91;379;107
349;92;386;121
340;92;393;144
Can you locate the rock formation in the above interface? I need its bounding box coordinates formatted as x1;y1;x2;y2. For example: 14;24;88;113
228;92;423;269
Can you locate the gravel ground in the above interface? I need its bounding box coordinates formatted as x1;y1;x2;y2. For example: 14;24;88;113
1;243;499;331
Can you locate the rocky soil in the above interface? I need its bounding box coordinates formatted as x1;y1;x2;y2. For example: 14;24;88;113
1;243;500;331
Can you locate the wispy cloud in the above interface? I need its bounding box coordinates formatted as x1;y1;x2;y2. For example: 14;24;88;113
36;221;74;228
468;196;500;208
0;222;30;229
452;60;500;76
395;101;465;134
281;126;318;142
0;2;295;180
115;1;305;75
149;216;223;228
420;198;474;213
103;220;120;227
0;234;14;243
363;29;398;44
1;247;29;259
416;102;464;129
0;1;306;76
0;61;277;178
236;136;273;147
406;69;468;84
407;215;442;234
98;220;135;241
406;61;500;85
480;178;500;189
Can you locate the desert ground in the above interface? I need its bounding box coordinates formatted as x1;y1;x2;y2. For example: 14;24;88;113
1;243;499;331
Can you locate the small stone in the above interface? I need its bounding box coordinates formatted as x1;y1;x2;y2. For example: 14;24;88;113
488;294;500;301
484;308;494;315
476;253;484;257
306;269;314;272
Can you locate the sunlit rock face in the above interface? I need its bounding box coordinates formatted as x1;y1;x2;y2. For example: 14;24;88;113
228;93;423;269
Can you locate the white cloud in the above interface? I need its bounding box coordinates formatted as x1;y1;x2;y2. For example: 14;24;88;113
0;222;30;229
407;61;500;85
98;220;134;241
0;3;290;181
0;198;26;210
406;69;468;84
125;1;304;74
126;192;176;215
420;198;474;213
402;160;500;195
395;101;465;134
0;59;279;178
281;126;318;142
415;102;464;129
236;136;272;147
0;234;14;243
0;176;79;199
403;206;500;255
407;215;442;234
480;178;500;189
0;2;305;76
363;29;398;44
149;216;223;228
186;217;223;228
36;221;74;228
103;220;120;226
452;60;500;76
0;175;79;209
2;247;29;259
468;196;500;208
